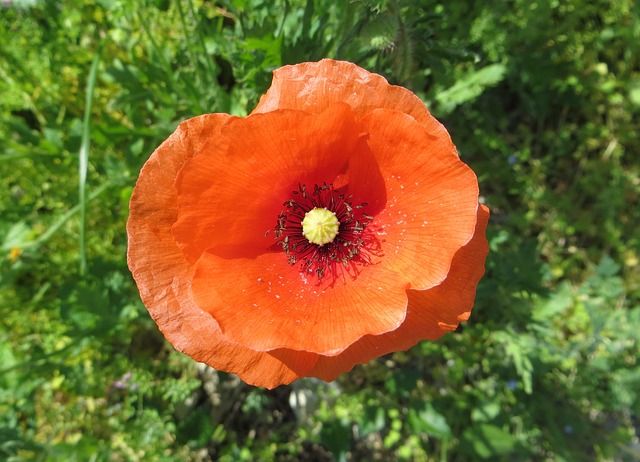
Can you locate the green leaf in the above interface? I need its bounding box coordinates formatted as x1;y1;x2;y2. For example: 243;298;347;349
320;419;351;460
1;222;31;251
0;342;18;389
471;401;501;423
359;405;385;437
435;63;507;114
532;281;572;322
462;424;517;459
595;255;620;278
407;403;452;439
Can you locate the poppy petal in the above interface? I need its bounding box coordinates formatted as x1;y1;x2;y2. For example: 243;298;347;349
172;103;362;263
308;204;490;381
349;109;480;290
127;114;318;389
190;248;408;355
253;58;449;138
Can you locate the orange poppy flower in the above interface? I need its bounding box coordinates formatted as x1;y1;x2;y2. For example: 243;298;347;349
127;59;489;389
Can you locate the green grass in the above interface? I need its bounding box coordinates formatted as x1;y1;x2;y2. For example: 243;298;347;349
0;0;638;460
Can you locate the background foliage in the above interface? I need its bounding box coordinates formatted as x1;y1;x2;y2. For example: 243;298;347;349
1;0;638;460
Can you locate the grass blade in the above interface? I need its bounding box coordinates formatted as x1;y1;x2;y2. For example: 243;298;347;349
78;45;102;276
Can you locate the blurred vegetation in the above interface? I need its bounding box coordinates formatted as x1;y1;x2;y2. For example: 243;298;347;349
1;0;639;460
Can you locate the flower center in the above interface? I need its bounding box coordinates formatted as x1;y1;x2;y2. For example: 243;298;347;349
301;208;340;245
274;183;373;279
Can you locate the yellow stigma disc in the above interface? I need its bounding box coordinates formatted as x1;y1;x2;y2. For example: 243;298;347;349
301;207;340;246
